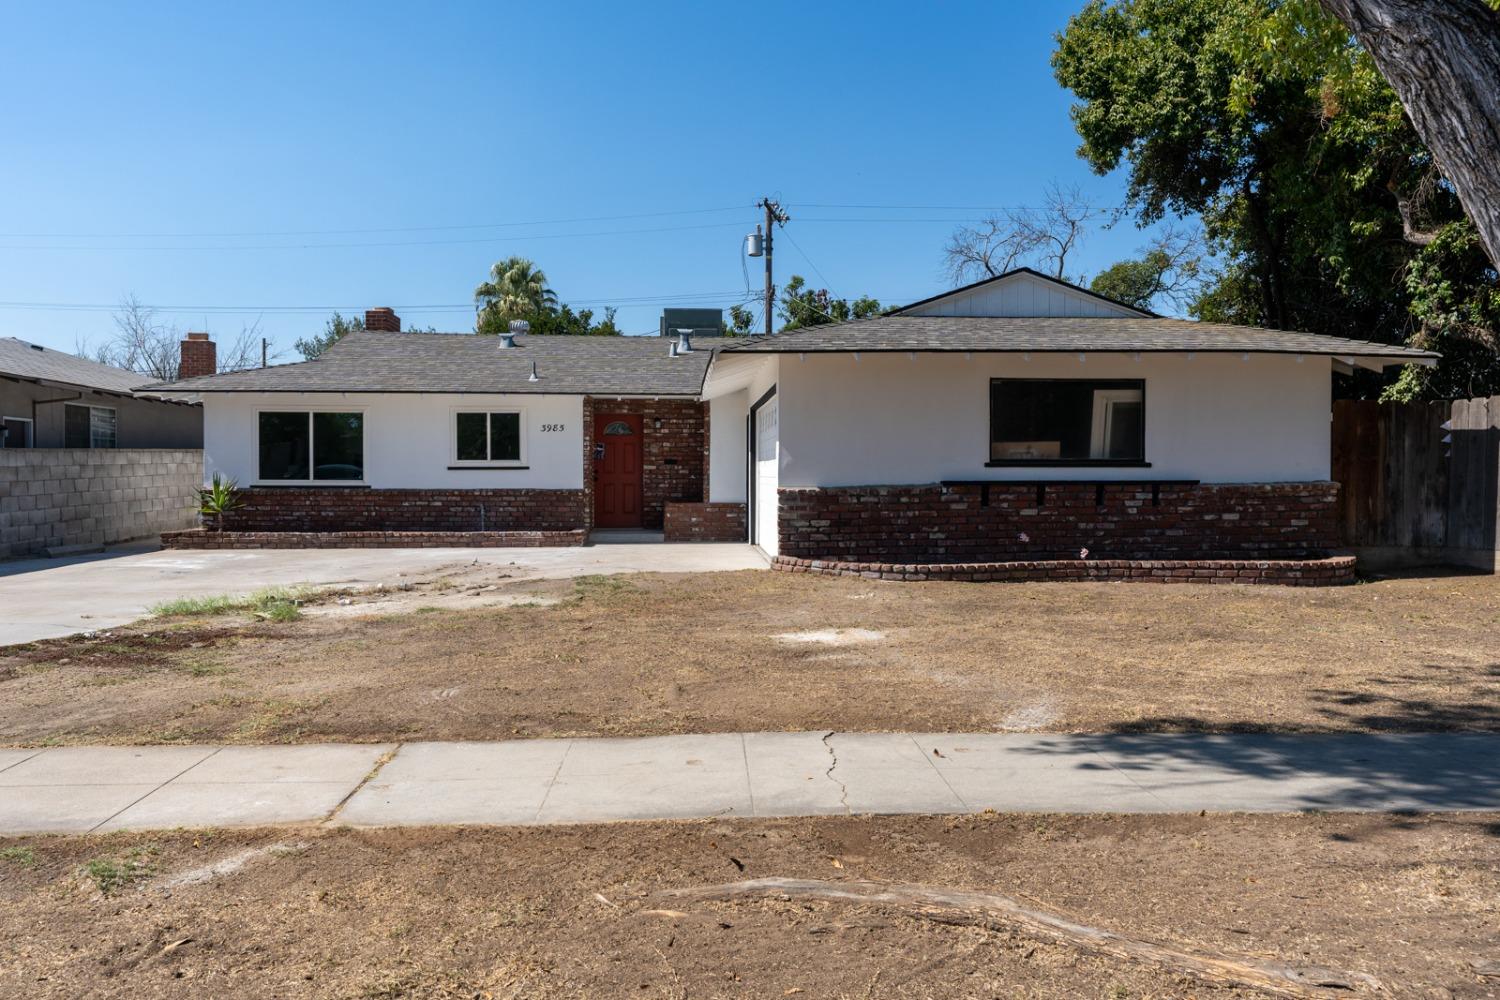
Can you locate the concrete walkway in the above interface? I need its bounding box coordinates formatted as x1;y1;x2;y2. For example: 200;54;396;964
0;540;766;645
2;732;1496;835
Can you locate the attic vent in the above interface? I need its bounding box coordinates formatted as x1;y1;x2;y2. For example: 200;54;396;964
499;333;516;349
29;343;44;351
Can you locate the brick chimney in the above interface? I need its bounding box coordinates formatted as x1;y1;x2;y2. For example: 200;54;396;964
365;307;401;332
179;332;216;379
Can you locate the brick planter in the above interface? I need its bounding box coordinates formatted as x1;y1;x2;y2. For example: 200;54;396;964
663;502;747;542
777;482;1341;563
163;529;587;549
219;488;588;533
773;553;1357;586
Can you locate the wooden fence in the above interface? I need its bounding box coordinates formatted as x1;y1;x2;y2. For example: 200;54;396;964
1331;396;1500;570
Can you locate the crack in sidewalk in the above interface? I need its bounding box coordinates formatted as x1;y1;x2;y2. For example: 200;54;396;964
822;731;850;813
322;744;401;825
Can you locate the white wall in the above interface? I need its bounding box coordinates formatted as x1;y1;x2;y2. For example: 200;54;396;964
708;389;748;502
775;352;1332;486
702;355;779;503
903;271;1144;318
202;392;585;489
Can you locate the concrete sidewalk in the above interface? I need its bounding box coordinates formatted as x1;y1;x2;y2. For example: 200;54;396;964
2;732;1496;835
0;540;766;645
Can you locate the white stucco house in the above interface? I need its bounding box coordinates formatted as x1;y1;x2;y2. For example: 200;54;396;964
149;271;1434;583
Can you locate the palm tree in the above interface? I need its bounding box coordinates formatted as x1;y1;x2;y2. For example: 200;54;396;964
474;257;557;333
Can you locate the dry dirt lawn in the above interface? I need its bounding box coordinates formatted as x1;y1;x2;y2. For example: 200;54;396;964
1;813;1496;999
2;569;1499;745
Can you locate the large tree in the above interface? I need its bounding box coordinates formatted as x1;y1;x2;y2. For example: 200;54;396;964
943;183;1093;284
295;311;363;360
1317;0;1500;269
85;296;268;378
1052;0;1499;398
473;257;620;336
474;257;558;332
778;276;882;331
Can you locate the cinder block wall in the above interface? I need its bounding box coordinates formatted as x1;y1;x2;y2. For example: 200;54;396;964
0;449;203;560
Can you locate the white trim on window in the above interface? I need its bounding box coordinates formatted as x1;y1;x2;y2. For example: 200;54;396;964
1;415;33;449
1089;388;1144;459
64;403;117;449
449;407;527;467
253;407;368;485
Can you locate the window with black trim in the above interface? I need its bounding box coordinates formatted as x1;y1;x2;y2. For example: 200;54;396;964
454;411;523;463
989;379;1145;464
258;411;364;481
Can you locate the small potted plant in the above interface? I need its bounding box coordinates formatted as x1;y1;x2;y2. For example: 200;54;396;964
198;473;244;532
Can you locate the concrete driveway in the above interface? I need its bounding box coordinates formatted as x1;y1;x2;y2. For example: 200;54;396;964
0;539;766;646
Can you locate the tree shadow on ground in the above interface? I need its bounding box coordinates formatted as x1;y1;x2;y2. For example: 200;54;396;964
1013;728;1500;816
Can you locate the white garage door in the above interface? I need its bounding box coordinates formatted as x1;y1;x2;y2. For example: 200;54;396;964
754;396;779;556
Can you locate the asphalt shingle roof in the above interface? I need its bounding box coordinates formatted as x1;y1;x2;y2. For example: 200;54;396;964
143;332;727;395
718;315;1439;359
0;337;153;394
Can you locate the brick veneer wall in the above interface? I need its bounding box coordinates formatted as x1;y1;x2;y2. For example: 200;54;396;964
583;397;706;530
219;487;588;533
773;553;1356;586
163;528;585;549
663;502;747;542
0;448;202;559
777;482;1341;563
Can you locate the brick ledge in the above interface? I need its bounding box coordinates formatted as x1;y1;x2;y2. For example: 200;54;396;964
163;529;587;549
772;553;1356;586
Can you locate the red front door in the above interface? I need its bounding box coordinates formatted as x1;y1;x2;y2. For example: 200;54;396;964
593;413;643;528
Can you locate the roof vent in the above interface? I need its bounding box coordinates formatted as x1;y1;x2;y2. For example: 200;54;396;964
29;343;44;352
509;320;530;335
527;361;540;383
499;332;516;349
674;330;694;355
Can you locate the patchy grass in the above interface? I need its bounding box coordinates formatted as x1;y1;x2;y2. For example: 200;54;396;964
5;569;1500;745
81;844;158;896
0;846;35;867
149;586;312;620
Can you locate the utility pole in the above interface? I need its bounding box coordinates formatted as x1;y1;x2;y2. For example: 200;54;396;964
756;197;790;335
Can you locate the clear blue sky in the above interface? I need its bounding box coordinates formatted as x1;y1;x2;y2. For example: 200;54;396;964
0;1;1165;358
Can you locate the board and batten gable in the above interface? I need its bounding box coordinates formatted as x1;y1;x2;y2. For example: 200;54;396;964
773;352;1332;487
201;392;585;489
898;270;1149;319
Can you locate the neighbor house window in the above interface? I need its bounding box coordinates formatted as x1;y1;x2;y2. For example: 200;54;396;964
257;411;364;481
453;411;523;464
989;379;1145;464
1;416;33;448
64;404;116;449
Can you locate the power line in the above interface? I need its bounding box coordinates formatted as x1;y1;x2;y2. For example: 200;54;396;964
0;205;753;240
0;290;751;315
0;221;752;253
779;229;839;302
796;202;1111;212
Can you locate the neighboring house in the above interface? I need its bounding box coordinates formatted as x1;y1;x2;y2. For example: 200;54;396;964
0;336;202;449
150;279;1435;582
0;335;206;560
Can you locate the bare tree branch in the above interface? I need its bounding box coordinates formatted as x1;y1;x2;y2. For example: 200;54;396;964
942;183;1095;284
78;297;281;379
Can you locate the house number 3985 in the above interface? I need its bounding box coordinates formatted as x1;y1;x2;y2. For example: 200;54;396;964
540;423;565;432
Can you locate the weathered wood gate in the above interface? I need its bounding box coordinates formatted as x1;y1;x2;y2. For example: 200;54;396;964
1331;397;1500;570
